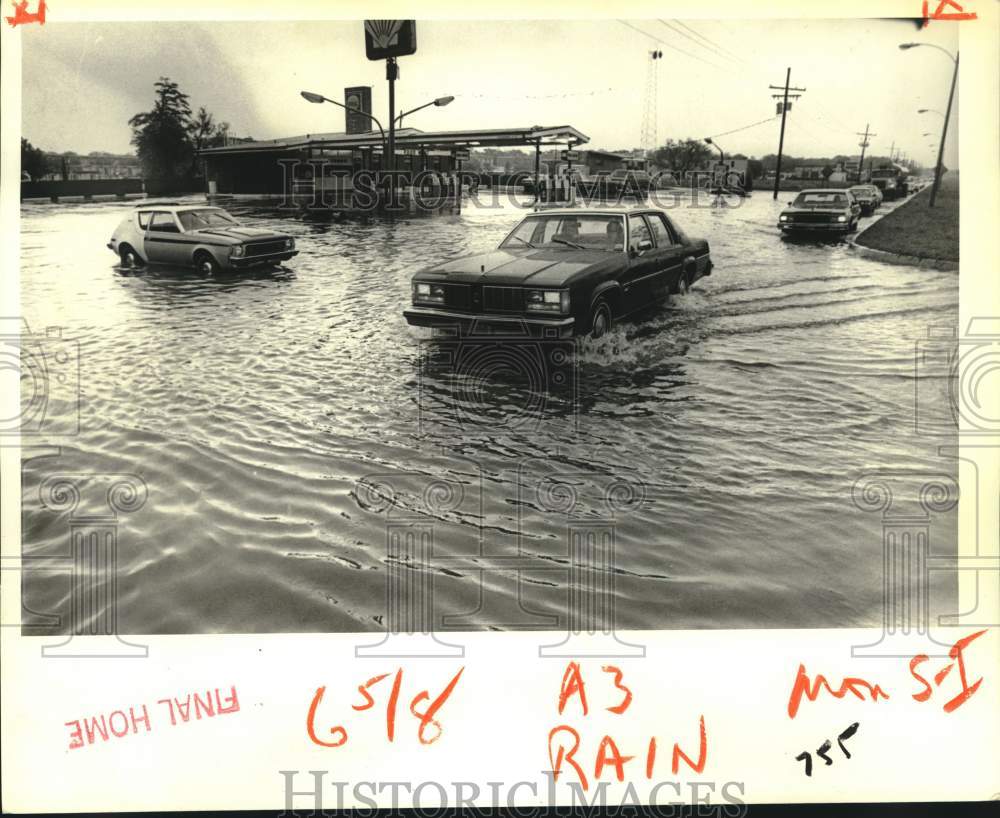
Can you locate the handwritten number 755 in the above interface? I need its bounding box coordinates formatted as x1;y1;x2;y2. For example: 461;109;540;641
796;722;859;777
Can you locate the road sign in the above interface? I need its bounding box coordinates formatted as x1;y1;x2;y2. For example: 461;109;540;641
364;20;417;60
453;149;470;160
344;86;372;135
561;150;580;162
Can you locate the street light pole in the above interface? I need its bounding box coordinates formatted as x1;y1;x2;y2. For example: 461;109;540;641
900;43;959;208
386;58;398;173
930;52;958;207
299;90;386;153
395;95;454;127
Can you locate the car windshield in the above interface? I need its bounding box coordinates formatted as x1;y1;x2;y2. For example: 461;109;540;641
850;187;872;196
177;209;239;231
501;214;625;251
794;192;848;206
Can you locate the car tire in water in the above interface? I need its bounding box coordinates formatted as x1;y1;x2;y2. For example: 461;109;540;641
589;298;613;340
194;250;220;275
119;244;142;269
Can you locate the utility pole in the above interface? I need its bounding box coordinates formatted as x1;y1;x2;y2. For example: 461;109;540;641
887;141;896;162
386;57;398;172
856;124;876;183
929;51;958;208
770;68;806;199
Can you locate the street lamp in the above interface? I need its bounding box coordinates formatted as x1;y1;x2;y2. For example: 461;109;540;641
704;137;725;163
395;95;454;127
300;90;387;154
899;43;958;207
704;137;728;192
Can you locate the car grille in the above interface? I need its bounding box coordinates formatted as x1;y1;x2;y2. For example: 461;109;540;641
442;283;471;310
483;286;525;313
245;239;287;257
789;213;837;224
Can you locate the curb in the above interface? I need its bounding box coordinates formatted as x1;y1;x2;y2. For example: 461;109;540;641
846;182;959;272
846;236;959;272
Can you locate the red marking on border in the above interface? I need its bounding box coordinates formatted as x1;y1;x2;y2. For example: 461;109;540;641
921;0;978;28
5;0;46;27
66;686;240;750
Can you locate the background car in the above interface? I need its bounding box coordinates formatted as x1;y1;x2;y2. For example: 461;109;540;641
108;204;297;273
849;184;880;215
778;189;861;234
404;207;712;339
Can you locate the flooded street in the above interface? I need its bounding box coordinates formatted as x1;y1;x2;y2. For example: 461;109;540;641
20;191;958;633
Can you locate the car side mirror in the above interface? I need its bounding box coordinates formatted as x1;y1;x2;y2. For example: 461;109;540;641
636;238;653;254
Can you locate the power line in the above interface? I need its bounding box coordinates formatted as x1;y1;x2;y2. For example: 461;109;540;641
618;20;733;73
657;19;744;65
668;19;748;65
708;115;780;140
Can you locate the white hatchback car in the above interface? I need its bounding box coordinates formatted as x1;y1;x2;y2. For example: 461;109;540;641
108;204;297;273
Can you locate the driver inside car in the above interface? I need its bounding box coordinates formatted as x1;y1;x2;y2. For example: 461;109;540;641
605;219;624;250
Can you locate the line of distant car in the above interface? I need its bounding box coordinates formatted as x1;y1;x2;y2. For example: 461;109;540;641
777;184;884;235
106;177;918;341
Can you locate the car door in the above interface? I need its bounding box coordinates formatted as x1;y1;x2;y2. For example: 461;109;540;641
644;212;689;298
144;211;186;265
622;214;659;313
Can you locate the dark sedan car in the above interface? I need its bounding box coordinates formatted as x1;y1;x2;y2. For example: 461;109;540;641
403;208;712;339
778;189;861;235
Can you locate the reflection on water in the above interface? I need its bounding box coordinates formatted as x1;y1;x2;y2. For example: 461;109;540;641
20;193;958;633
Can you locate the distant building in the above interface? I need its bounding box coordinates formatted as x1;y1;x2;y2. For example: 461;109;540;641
41;152;142;181
793;166;827;180
199;125;589;196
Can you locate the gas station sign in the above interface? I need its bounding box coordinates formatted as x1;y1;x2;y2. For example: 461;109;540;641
344;86;372;135
364;20;417;60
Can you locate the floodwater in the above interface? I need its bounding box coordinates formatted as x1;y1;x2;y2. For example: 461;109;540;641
19;189;959;633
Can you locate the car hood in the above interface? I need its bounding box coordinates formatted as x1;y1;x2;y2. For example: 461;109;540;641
190;227;290;243
416;248;622;287
781;204;850;214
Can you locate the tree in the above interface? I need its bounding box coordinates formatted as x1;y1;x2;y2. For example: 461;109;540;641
650;138;714;176
20;138;51;181
129;77;194;182
188;106;216;153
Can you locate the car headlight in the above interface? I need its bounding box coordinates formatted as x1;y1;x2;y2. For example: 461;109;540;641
526;289;570;314
413;282;445;304
230;245;245;258
779;215;789;221
285;238;295;250
836;215;847;222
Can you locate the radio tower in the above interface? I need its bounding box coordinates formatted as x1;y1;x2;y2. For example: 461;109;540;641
641;49;663;154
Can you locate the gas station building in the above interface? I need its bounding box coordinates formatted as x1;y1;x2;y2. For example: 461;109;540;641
199;125;589;197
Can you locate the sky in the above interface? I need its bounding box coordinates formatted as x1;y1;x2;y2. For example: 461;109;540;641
21;18;959;168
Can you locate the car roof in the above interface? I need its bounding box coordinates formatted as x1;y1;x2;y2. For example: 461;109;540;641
798;189;849;194
521;206;656;217
133;204;223;212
